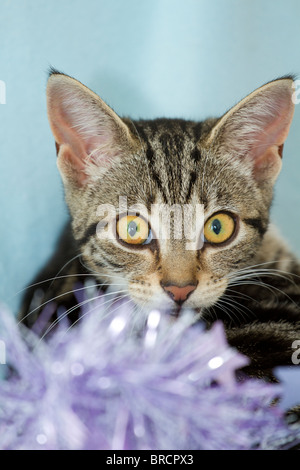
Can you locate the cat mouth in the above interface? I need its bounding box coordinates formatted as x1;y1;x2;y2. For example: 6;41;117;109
170;306;182;318
169;305;202;319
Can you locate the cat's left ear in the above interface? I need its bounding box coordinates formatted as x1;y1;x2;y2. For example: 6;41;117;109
46;71;139;187
206;77;295;185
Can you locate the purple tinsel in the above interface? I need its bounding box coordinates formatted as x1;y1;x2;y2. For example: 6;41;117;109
0;293;300;450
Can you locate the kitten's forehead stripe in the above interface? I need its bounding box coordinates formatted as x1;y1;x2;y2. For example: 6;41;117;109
134;119;206;205
185;171;197;202
150;170;169;203
191;122;204;142
132;122;154;162
190;147;201;162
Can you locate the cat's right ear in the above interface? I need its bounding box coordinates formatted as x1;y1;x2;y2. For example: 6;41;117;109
47;71;139;187
205;77;295;186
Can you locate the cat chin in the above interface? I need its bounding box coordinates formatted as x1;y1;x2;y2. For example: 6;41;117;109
137;300;203;324
168;305;202;320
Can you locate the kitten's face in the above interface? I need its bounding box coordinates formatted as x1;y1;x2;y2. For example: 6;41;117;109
46;72;295;318
74;123;267;315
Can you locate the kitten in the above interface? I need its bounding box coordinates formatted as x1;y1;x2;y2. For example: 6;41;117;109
21;70;300;383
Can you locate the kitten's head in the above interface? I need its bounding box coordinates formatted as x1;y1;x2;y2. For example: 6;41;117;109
46;71;295;319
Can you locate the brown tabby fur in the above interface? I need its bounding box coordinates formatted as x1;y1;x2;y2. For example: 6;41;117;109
21;72;300;398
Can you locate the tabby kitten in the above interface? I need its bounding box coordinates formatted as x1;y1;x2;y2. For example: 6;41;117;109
21;71;300;381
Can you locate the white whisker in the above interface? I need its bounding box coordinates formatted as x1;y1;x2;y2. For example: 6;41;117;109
19;282;127;326
66;295;133;334
16;273;102;297
218;293;254;322
48;253;82;291
37;289;129;342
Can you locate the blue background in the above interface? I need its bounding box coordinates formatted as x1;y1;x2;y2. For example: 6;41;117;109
1;0;300;313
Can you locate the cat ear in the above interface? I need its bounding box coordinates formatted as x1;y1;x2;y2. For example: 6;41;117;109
206;77;295;185
47;71;138;186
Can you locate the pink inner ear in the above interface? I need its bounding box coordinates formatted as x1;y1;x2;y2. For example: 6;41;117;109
83;133;117;167
55;116;123;186
216;81;296;185
56;143;89;186
249;93;294;183
252;106;293;161
63;146;86;171
47;76;128;186
252;146;282;181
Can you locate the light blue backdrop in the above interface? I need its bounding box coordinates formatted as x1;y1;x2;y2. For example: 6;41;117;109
1;0;300;313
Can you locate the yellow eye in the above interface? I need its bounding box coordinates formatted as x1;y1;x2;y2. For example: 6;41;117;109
204;213;236;244
117;215;150;245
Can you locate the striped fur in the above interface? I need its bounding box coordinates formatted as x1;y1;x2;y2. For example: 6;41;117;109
21;73;300;387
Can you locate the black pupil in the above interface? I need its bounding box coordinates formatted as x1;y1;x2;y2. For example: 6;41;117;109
212;219;222;235
128;221;138;237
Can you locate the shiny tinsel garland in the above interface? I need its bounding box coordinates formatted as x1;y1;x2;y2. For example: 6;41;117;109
0;293;299;450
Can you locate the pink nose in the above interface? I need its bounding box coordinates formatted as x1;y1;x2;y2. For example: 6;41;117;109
162;283;197;305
